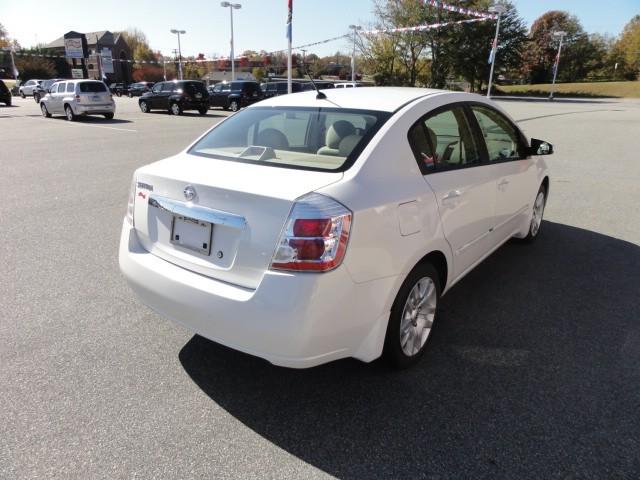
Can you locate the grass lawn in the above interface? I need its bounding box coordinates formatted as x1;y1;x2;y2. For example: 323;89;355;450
497;81;640;98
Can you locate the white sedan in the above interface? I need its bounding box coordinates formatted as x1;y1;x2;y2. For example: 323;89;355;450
119;87;552;369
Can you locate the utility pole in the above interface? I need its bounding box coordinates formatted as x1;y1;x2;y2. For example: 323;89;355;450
162;55;167;80
221;2;242;81
549;31;567;101
486;4;507;98
170;29;186;80
349;25;362;82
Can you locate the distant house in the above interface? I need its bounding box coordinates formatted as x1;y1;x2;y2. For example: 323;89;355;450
43;31;132;84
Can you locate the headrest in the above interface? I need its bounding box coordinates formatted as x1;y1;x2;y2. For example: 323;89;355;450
338;135;363;156
326;121;356;149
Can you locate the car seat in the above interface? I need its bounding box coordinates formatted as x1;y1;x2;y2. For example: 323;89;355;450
317;120;356;156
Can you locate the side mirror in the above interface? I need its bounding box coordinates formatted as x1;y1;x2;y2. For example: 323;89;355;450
528;138;553;156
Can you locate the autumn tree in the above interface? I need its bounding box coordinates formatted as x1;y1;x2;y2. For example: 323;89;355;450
522;11;597;83
614;15;640;77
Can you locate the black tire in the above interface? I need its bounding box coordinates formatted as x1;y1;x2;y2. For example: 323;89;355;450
117;91;122;97
128;92;133;98
20;91;26;98
198;106;208;115
64;105;75;121
383;262;441;369
33;93;40;103
229;100;239;112
139;100;149;113
520;185;547;243
40;103;51;118
104;113;114;119
169;102;182;116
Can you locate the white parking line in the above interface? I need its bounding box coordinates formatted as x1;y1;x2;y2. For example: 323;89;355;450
24;115;137;133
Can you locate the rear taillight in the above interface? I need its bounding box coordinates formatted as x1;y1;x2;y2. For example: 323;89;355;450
270;193;351;272
126;176;136;226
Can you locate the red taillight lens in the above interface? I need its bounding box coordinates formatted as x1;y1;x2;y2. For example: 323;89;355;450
75;94;81;102
293;219;332;237
270;193;352;272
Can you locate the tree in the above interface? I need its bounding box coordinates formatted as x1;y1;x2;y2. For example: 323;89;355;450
0;23;8;48
132;65;164;82
522;11;593;83
447;1;527;92
615;15;640;77
15;55;56;79
252;67;265;82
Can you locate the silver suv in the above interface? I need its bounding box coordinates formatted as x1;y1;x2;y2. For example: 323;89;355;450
40;80;116;120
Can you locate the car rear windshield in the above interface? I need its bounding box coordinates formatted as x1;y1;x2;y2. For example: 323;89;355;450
189;106;391;172
182;82;207;94
79;82;107;93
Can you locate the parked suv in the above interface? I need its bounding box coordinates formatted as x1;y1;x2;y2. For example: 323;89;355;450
33;79;64;103
260;81;306;99
208;81;263;111
138;80;209;115
128;82;154;97
0;80;11;106
18;79;43;97
40;80;115;120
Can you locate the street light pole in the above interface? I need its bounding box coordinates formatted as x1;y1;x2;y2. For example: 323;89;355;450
170;29;186;80
549;31;567;101
221;2;242;81
486;4;506;98
349;25;362;82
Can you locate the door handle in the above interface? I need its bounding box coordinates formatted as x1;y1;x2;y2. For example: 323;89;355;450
498;179;510;187
442;190;462;201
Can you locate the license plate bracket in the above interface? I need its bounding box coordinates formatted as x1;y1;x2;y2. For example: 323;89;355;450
170;215;212;255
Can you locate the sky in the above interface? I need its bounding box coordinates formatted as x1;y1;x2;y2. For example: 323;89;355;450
1;0;638;58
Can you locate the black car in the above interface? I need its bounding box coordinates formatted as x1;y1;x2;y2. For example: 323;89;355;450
109;83;129;97
260;81;306;99
207;81;263;112
138;80;209;115
33;78;64;103
128;82;154;97
0;79;11;106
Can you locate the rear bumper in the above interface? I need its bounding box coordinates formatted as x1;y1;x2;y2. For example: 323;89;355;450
180;100;209;110
75;103;115;115
119;219;395;368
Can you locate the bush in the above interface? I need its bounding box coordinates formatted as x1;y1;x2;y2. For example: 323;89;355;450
15;56;56;80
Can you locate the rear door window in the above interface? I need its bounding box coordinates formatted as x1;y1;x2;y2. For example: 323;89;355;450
67;83;75;93
161;83;174;92
408;107;482;173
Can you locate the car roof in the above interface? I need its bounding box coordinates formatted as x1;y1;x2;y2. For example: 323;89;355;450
252;86;452;112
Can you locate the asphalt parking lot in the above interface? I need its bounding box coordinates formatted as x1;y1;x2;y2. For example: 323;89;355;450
1;94;639;479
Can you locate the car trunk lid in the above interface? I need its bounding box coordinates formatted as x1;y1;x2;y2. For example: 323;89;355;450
133;154;343;289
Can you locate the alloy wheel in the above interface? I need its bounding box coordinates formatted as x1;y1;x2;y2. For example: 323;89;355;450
399;277;437;356
530;191;545;237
